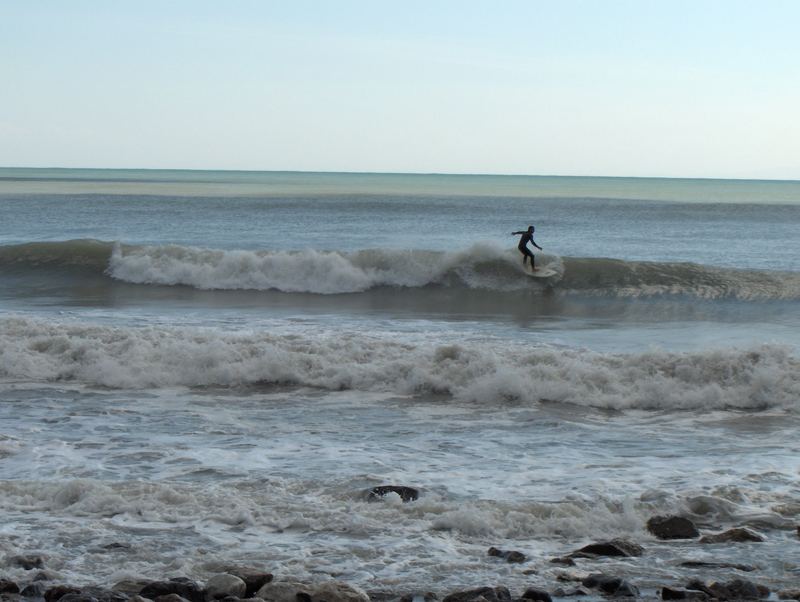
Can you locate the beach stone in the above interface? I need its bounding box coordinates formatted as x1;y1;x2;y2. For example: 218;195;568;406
520;588;551;602
154;596;191;602
686;578;768;600
581;574;639;597
699;527;765;543
678;560;755;571
8;554;45;570
22;582;49;598
33;570;59;581
312;581;370;602
660;587;708;600
140;579;204;602
551;587;590;597
549;557;575;566
205;575;246;600
779;589;800;600
127;597;152;602
224;569;273;598
45;585;82;601
487;547;526;563
111;580;152;595
571;538;644;558
365;486;419;503
256;580;313;602
0;581;19;595
58;594;100;602
442;587;511;602
647;516;700;540
399;593;437;602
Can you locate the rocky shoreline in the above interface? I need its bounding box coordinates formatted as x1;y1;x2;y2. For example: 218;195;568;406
2;493;798;602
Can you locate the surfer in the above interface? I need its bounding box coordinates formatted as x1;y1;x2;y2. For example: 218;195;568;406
511;226;542;271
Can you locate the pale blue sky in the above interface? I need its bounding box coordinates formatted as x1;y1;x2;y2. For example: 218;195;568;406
1;1;798;178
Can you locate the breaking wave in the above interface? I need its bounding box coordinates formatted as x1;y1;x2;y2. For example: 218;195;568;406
1;239;799;300
1;316;797;411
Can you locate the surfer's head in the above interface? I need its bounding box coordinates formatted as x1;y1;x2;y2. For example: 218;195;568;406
528;226;534;232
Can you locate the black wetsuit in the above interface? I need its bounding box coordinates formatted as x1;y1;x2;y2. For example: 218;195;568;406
512;230;542;267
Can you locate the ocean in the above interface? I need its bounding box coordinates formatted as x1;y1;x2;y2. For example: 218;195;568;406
1;168;799;598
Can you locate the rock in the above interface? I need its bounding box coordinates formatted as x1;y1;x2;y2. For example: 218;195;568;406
0;581;19;595
571;538;644;558
549;557;575;566
111;580;152;595
399;593;437;602
366;486;419;503
22;582;49;598
205;575;246;600
140;580;204;602
686;579;768;600
224;569;273;598
33;570;58;581
647;516;699;540
678;560;755;571
312;581;370;602
520;588;551;602
8;554;45;570
581;575;639;597
58;594;100;602
661;587;708;600
442;587;511;602
154;596;191;602
699;527;765;543
487;547;526;563
551;587;590;597
127;596;152;602
45;585;82;602
256;581;313;602
779;589;800;600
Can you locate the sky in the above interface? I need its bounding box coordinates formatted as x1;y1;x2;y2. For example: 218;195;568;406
1;0;799;179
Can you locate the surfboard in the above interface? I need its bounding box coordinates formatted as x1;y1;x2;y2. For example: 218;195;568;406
526;266;557;278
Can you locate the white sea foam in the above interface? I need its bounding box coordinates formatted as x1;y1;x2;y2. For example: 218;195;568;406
1;316;797;411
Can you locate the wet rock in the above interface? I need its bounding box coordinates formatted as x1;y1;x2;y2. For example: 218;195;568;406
571;538;644;558
0;582;18;595
398;593;437;602
551;587;590;597
45;585;82;602
312;581;370;602
779;589;800;600
140;579;204;602
647;516;699;540
520;588;551;602
678;560;755;572
256;580;313;602
549;557;575;566
111;580;152;595
205;575;246;600
366;486;419;503
660;587;708;600
33;570;58;582
58;594;100;602
442;587;511;602
581;574;639;597
8;555;45;570
487;547;526;563
154;595;191;602
686;579;768;600
22;582;49;598
224;569;273;598
127;596;152;602
699;527;765;543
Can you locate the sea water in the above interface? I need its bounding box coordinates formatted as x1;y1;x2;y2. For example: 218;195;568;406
0;168;799;597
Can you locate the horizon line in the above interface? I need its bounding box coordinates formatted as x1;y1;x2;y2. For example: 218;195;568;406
1;165;799;184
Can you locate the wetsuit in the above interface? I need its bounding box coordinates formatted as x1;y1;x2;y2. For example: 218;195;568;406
512;230;542;268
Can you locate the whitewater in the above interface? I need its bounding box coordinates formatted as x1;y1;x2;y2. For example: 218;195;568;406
1;169;799;598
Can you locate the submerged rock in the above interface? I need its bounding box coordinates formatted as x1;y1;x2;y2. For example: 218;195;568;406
549;557;575;566
678;560;755;571
44;585;82;601
660;587;708;600
686;578;769;600
487;547;526;563
582;574;639;597
0;581;19;595
778;589;800;600
8;554;45;570
699;527;765;544
571;538;644;558
312;581;370;602
365;486;419;503
647;516;700;540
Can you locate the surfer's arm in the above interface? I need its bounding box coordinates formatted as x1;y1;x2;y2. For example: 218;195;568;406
511;231;524;235
532;240;543;250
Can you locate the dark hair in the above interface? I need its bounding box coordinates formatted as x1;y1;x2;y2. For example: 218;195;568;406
528;225;535;231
